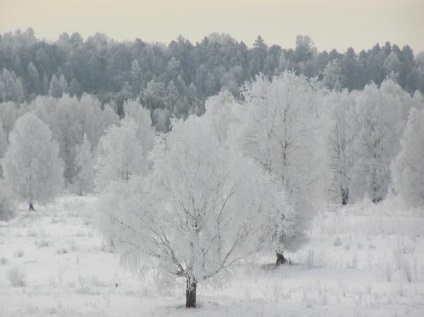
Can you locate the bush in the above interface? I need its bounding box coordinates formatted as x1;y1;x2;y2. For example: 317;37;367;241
14;249;24;258
7;266;26;287
0;256;8;265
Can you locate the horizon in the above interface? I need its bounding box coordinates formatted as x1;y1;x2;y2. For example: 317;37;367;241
0;0;423;54
1;27;422;55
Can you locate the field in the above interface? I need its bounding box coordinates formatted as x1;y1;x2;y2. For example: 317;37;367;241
0;196;423;316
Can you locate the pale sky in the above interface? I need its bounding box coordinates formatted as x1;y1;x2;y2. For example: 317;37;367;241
0;0;423;53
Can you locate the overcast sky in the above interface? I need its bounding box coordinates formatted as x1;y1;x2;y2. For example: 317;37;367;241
0;0;423;53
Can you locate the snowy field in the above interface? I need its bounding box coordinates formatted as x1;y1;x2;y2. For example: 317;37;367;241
0;196;423;317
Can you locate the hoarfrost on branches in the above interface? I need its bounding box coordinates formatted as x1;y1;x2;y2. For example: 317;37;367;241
235;72;328;251
97;115;293;307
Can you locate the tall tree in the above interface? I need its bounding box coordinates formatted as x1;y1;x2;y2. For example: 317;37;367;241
236;72;327;257
327;90;358;205
354;80;411;203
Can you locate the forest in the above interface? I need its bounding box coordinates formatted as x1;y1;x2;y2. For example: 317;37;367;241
1;28;424;122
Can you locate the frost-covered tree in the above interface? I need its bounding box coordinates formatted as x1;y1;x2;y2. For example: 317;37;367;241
130;60;142;94
0;180;17;221
384;51;401;81
59;74;68;94
327;90;358;205
0;101;21;137
74;134;94;195
235;72;327;257
0;69;24;102
97;116;293;308
122;100;156;156
1;112;64;210
27;62;40;95
38;95;80;183
32;94;119;185
152;108;171;132
48;74;62;98
354;80;411;203
322;60;343;91
95;119;147;191
203;91;243;144
392;107;424;207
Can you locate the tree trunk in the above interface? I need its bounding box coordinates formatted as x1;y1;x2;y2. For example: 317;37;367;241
275;251;287;266
29;202;35;211
341;187;349;206
186;279;197;308
372;197;382;204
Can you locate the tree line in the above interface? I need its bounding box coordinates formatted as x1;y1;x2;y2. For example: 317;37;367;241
1;73;423;210
1;28;424;121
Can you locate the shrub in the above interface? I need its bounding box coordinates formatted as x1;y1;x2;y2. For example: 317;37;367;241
0;256;8;265
333;237;342;246
7;266;26;287
14;249;24;258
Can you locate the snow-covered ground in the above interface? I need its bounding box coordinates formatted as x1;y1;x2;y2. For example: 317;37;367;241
0;196;423;316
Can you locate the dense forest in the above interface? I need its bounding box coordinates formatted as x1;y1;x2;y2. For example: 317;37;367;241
1;28;424;120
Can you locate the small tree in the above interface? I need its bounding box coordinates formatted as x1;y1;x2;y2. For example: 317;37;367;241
74;133;94;195
1;112;64;210
392;107;424;207
97;116;293;308
95;119;147;191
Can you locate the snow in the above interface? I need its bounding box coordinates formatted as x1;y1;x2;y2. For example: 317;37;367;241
1;195;423;316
